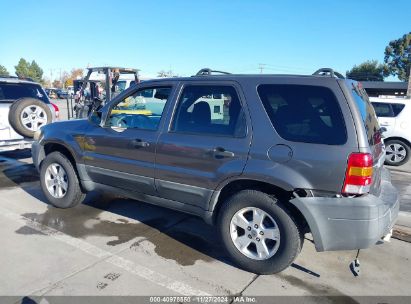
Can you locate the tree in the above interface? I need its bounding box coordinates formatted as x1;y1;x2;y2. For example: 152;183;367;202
14;58;44;83
346;60;385;81
64;68;84;86
0;65;9;76
52;80;62;88
30;60;44;83
157;70;179;78
384;32;411;81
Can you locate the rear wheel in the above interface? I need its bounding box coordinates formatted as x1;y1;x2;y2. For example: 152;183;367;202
385;139;410;166
40;152;86;208
217;190;302;274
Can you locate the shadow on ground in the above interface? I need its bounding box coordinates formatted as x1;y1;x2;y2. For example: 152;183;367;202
1;149;320;275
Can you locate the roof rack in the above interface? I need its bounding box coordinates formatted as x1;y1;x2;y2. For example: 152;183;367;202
0;75;35;82
312;68;345;79
195;68;231;76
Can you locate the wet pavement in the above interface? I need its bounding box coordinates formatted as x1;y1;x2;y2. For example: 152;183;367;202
1;150;411;301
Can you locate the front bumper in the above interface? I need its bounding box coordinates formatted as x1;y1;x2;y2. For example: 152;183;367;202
31;141;45;172
290;167;399;252
0;139;33;152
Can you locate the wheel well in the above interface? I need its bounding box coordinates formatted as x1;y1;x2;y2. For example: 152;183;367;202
44;143;77;171
212;179;309;233
384;137;411;147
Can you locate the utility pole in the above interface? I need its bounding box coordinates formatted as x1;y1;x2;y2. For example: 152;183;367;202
407;66;411;98
258;63;267;74
49;69;53;88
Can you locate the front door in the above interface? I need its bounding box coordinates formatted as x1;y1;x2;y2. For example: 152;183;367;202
155;82;252;209
83;84;175;195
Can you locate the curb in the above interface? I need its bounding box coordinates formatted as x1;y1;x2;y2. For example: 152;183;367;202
393;225;411;243
396;211;411;228
392;212;411;243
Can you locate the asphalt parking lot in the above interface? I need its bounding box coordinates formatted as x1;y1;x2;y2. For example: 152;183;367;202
1;144;411;303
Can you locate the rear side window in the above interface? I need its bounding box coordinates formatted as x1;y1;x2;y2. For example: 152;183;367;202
350;83;380;146
257;84;346;145
172;85;246;137
371;102;405;118
371;102;394;117
391;103;405;116
0;83;49;104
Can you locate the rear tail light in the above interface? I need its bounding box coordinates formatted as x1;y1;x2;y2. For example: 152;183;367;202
342;153;373;195
51;103;59;119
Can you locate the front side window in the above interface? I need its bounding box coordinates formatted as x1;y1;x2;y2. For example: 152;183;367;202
106;86;171;130
257;84;346;145
172;85;246;137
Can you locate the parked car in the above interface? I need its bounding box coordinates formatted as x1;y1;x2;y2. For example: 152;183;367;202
370;97;411;166
32;68;399;274
45;88;58;99
0;76;56;152
56;89;69;99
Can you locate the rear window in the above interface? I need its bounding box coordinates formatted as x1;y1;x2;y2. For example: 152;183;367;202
0;82;49;104
350;82;380;146
257;84;346;145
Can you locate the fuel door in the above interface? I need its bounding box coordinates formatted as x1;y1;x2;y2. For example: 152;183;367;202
268;144;293;163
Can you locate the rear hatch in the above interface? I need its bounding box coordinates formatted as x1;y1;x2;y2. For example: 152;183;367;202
346;80;385;196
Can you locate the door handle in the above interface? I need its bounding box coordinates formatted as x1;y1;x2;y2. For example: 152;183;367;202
211;147;235;158
132;139;149;148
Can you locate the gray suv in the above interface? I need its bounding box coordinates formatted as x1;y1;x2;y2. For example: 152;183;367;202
32;68;399;274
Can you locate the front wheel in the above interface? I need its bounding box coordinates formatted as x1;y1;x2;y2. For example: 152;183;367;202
217;190;302;274
40;151;86;208
385;139;410;166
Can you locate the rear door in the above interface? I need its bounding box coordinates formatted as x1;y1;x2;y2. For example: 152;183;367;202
155;81;251;209
370;101;396;137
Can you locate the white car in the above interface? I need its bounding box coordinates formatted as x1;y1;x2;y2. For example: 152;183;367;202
0;77;56;152
370;97;411;166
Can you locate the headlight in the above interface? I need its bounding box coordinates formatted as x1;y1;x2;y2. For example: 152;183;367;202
33;129;43;141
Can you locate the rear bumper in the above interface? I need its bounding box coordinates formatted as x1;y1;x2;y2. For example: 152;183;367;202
290;167;399;251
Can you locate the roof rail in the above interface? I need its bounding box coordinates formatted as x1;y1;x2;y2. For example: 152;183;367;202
195;68;231;76
0;75;35;82
312;68;345;79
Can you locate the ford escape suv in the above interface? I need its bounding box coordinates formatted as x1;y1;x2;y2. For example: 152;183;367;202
32;68;399;274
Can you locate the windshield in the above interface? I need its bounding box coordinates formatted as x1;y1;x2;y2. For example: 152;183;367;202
0;82;50;104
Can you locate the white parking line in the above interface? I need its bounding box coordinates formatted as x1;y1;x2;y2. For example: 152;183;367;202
0;206;210;296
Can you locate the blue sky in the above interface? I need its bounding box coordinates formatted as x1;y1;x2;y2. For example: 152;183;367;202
0;0;409;80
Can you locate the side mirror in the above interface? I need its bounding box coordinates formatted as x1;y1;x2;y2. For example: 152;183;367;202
380;127;387;133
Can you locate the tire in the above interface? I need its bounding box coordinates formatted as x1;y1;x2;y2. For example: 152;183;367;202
8;98;52;138
384;139;410;166
217;190;302;274
40;151;86;208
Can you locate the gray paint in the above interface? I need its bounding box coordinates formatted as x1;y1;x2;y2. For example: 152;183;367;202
32;73;399;253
